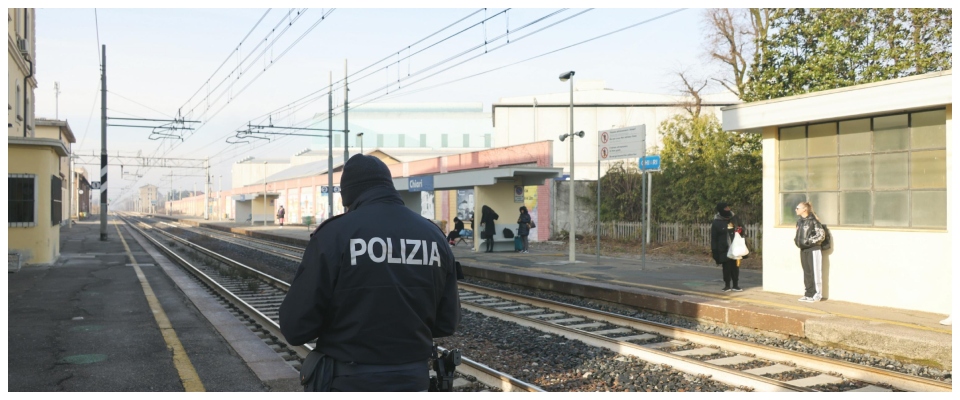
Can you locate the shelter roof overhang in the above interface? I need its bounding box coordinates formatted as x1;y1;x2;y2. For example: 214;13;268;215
392;166;563;191
721;70;951;133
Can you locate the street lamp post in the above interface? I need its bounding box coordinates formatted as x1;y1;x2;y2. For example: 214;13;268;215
558;71;580;263
357;132;364;154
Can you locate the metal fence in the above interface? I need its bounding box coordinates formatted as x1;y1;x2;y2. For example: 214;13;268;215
594;221;762;251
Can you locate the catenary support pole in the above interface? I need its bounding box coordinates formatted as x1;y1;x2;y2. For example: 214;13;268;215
568;77;576;263
328;71;334;217
597;140;600;263
100;44;108;241
219;175;222;221
343;60;349;162
204;159;209;220
263;162;267;227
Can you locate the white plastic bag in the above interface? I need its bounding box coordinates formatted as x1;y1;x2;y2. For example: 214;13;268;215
728;232;749;259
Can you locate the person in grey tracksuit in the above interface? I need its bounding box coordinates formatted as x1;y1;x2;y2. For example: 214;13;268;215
794;201;826;302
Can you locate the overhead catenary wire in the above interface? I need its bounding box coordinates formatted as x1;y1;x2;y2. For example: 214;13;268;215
112;9;331;203
203;8;585;170
371;9;688;102
178;8;272;111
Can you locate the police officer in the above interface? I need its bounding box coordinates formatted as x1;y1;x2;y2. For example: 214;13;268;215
279;154;461;392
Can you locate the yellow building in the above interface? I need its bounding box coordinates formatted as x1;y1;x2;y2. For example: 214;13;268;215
36;119;77;225
8;8;74;266
722;71;952;314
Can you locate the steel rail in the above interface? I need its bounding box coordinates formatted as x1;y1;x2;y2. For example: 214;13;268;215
119;215;314;359
140;216;949;392
128;214;543;392
460;283;952;392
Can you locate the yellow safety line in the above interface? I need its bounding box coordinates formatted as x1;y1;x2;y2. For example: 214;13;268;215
114;221;205;392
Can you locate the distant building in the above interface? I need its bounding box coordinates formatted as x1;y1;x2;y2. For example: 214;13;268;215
492;80;740;180
315;102;493;151
138;184;161;214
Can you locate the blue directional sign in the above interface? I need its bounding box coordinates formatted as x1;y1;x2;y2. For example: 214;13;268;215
408;176;434;192
639;155;661;171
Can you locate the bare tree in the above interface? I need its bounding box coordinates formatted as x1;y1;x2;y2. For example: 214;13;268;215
676;70;708;118
702;8;772;99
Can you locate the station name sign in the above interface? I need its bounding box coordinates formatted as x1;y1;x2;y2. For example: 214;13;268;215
408;176;434;192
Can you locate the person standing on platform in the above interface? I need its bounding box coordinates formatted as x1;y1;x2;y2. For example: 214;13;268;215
517;206;531;253
711;202;742;292
480;205;498;253
795;201;826;302
277;205;285;228
279;154;460;391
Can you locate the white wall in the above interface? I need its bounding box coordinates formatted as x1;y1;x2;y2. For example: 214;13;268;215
761;125;953;314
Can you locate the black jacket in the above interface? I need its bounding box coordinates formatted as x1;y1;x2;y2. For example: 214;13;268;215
710;212;738;264
794;214;825;250
517;212;531;237
279;186;460;364
480;205;498;236
277;207;285;218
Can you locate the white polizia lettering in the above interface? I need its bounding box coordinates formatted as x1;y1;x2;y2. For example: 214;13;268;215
350;238;367;266
350;237;442;267
368;238;387;263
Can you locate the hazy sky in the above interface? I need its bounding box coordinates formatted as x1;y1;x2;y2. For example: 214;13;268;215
32;4;726;202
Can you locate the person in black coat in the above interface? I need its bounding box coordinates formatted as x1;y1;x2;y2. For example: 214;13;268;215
447;217;464;244
710;202;743;292
279;154;460;391
480;205;498;253
517;206;531;253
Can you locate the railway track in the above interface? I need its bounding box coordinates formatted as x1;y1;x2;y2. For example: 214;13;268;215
121;214;543;392
131;214;951;392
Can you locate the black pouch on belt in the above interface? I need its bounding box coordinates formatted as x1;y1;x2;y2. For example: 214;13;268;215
300;350;334;392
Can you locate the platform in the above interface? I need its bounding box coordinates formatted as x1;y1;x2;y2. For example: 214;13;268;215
156;214;953;370
7;218;300;391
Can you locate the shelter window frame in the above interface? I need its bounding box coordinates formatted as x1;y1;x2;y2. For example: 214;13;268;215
9;174;37;227
777;108;946;229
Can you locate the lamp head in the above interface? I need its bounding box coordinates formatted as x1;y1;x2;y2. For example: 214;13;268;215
576;130;585;138
357;132;364;137
559;71;575;82
559;134;568;142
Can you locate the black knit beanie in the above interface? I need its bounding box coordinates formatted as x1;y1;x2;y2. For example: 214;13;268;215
716;202;732;217
340;154;395;207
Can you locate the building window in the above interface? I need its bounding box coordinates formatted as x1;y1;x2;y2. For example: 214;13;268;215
52;175;63;226
420;134;427;147
9;174;36;227
463;134;470;147
377;134;384;148
441;134;448;148
484;134;492;147
778;109;946;229
398;134;406;148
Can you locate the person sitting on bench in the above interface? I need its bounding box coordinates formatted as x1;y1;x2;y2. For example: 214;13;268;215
447;217;464;245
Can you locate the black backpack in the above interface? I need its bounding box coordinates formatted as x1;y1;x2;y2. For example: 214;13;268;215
820;223;832;251
502;228;514;238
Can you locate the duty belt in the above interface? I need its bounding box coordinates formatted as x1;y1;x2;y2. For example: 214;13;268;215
334;359;428;376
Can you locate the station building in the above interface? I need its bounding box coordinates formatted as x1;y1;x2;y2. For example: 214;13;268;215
721;70;952;314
